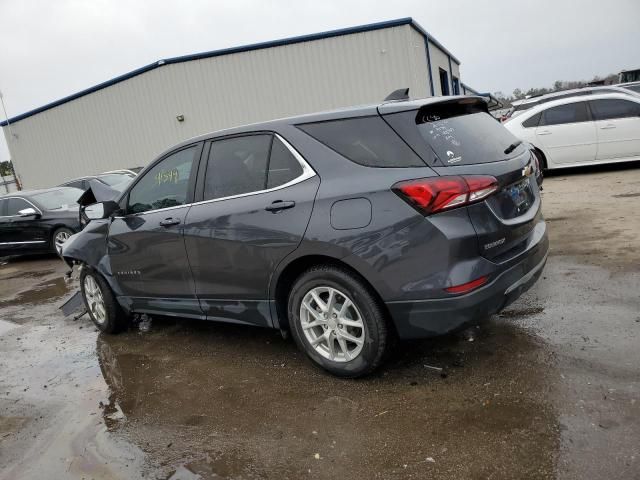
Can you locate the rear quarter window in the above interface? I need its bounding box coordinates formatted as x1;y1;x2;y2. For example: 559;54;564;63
522;112;542;128
297;116;425;168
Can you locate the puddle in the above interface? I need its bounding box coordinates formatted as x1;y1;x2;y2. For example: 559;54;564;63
0;277;71;307
94;317;560;479
0;269;55;281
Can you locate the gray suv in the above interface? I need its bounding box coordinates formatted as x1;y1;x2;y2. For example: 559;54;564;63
61;95;548;377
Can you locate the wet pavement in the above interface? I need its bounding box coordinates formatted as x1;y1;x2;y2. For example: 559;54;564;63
1;165;639;479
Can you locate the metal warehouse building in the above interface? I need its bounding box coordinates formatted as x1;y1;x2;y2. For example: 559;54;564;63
2;18;472;189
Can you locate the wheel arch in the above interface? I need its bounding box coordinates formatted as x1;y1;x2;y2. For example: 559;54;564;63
532;145;550;170
271;254;392;334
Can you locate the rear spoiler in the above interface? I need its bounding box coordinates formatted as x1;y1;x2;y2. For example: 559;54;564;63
384;88;410;102
379;96;489;116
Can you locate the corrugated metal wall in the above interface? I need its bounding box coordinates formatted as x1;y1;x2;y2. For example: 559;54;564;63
429;44;454;96
2;24;445;189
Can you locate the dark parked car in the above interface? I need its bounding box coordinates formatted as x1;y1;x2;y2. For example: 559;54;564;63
0;187;83;257
59;172;136;192
61;95;548;377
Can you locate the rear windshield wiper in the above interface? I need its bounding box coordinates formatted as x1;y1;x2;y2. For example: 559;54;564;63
504;140;522;155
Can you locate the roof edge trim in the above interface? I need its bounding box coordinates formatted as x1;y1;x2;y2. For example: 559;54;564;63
1;17;460;127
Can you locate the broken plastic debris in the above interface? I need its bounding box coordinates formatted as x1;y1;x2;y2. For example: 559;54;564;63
314;453;320;460
138;314;152;332
426;457;435;463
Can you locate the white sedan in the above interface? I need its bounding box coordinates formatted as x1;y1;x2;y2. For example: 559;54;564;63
504;93;640;170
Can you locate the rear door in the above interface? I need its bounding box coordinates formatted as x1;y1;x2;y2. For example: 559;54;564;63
108;143;203;317
533;101;596;165
590;98;640;161
184;133;318;327
5;197;48;248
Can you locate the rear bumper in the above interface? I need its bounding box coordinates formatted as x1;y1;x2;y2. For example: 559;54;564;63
386;232;548;339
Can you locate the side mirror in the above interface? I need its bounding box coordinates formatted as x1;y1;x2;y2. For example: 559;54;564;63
84;200;120;220
18;207;39;218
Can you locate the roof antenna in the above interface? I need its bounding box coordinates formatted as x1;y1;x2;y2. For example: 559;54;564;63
384;88;410;102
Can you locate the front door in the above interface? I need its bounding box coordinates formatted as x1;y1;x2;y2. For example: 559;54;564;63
184;133;319;327
0;198;47;253
108;143;203;318
535;100;597;165
590;98;640;161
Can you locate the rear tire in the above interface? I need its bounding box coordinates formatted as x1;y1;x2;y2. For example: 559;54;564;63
287;265;389;378
80;267;128;333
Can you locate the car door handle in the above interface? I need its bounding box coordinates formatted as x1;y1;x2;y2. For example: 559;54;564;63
265;200;296;213
600;124;616;130
159;217;181;227
537;130;552;135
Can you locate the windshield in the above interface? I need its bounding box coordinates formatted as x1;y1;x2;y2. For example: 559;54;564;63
31;188;83;210
415;107;525;165
97;173;134;186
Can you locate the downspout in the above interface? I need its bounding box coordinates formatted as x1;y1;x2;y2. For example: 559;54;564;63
447;55;454;95
423;35;435;97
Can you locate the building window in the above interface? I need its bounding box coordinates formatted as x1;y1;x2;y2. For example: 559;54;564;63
452;76;460;95
439;68;450;96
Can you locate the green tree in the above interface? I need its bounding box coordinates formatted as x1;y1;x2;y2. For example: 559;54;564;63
0;160;14;176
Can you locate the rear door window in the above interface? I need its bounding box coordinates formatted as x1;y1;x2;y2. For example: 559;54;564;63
539;102;590;126
203;135;271;200
297;116;425;168
590;99;640;120
522;112;542;128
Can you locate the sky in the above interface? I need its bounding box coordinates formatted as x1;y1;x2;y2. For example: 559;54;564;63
1;0;639;164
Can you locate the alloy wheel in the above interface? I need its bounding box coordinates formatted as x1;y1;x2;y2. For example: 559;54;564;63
299;286;365;362
54;230;71;251
84;274;107;325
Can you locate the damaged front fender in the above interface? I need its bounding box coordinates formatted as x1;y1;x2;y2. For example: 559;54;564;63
60;218;113;280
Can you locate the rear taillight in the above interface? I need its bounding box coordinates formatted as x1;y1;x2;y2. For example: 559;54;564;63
393;175;498;215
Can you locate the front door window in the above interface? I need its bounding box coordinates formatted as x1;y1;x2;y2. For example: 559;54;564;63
127;146;197;214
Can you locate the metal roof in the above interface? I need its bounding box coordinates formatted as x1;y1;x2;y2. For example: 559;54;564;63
1;17;460;127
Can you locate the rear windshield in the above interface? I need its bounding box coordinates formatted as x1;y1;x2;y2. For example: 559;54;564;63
412;103;525;165
31;188;83;210
297;116;425;168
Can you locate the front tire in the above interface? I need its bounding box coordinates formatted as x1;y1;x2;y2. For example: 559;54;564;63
80;267;128;333
288;265;389;378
